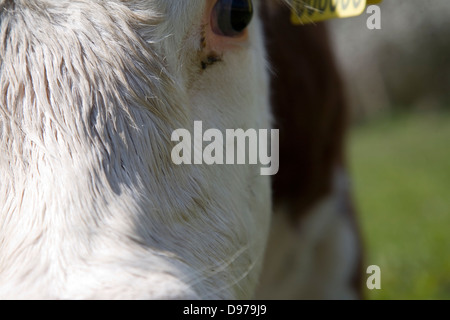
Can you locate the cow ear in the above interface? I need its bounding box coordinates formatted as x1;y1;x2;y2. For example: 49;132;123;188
260;3;349;219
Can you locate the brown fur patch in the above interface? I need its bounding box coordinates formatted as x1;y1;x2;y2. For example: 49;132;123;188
260;2;364;298
260;4;349;218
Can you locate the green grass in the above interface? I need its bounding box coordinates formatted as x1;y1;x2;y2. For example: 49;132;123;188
348;112;450;300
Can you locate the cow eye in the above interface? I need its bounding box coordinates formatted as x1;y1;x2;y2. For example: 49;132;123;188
211;0;253;37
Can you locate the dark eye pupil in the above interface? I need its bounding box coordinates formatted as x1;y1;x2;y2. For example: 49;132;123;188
212;0;254;37
229;0;253;32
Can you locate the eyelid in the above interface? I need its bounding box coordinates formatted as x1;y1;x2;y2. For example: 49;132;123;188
203;0;250;53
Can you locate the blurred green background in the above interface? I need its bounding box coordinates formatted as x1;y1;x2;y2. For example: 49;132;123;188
328;0;450;299
350;112;450;299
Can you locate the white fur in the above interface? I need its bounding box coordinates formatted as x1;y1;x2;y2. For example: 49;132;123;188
256;169;360;300
0;0;271;299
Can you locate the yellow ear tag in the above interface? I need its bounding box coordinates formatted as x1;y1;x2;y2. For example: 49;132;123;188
291;0;383;25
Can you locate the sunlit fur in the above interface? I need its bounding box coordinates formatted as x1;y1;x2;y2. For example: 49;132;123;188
0;0;271;299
